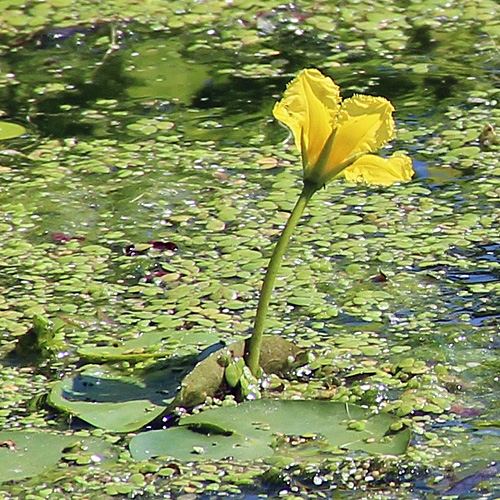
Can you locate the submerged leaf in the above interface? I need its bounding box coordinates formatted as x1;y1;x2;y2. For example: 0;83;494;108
78;329;221;362
445;463;500;496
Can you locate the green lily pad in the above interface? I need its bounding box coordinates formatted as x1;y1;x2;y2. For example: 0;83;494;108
129;425;272;462
0;120;26;140
0;431;113;483
130;399;410;461
48;364;177;432
78;329;221;362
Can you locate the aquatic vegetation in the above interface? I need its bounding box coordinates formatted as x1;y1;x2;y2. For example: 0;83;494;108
272;68;413;188
0;0;499;497
10;314;65;360
246;68;413;375
40;67;415;465
0;120;26;140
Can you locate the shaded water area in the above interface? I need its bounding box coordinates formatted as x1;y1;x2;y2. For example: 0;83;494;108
0;0;499;498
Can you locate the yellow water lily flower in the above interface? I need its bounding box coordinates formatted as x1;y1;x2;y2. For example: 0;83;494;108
273;68;413;187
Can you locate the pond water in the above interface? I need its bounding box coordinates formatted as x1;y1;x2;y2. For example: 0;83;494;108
0;0;499;498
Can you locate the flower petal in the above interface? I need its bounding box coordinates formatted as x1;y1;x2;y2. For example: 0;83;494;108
342;153;414;186
273;69;341;168
327;95;395;167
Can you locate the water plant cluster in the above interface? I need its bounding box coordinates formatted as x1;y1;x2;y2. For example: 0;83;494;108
0;0;499;498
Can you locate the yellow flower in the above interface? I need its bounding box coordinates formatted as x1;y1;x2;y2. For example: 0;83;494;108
343;152;413;186
273;68;413;187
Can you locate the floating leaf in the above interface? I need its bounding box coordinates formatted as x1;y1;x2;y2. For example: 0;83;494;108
0;431;113;483
130;399;410;461
130;424;272;461
48;364;179;432
0;121;26;140
51;337;304;432
78;329;221;361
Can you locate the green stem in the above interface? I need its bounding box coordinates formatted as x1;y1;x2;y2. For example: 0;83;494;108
245;180;319;376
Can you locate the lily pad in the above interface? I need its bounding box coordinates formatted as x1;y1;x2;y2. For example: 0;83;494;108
129;425;272;462
0;121;26;140
0;431;113;483
48;364;178;432
130;399;410;461
78;329;221;361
